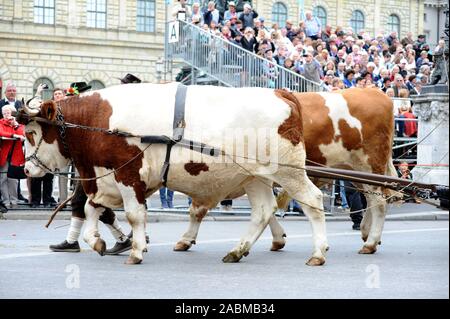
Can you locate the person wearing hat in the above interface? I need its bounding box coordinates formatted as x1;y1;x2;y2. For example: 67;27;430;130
224;1;238;21
413;34;426;57
66;82;92;96
119;73;142;84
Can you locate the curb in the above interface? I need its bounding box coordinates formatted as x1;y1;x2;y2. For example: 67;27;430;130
1;210;448;222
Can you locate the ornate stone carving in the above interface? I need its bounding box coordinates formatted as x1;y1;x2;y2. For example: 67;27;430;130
413;99;449;122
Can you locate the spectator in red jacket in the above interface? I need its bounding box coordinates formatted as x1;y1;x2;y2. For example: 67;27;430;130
0;105;25;208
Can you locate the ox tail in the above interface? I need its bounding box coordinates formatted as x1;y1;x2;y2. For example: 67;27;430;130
384;155;404;203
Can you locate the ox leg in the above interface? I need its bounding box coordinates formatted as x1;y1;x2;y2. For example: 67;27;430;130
271;169;328;266
83;201;106;256
117;185;147;265
99;208;129;244
222;178;276;263
359;191;386;254
174;203;208;252
268;215;287;251
360;202;373;243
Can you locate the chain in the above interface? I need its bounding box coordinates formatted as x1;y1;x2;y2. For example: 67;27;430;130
63;122;138;138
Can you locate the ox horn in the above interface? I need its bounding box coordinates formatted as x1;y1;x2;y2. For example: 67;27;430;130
23;96;42;116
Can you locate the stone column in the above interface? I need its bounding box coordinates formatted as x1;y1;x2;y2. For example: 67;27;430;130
411;86;449;186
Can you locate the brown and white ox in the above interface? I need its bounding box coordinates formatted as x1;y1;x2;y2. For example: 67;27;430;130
174;88;396;255
21;83;329;265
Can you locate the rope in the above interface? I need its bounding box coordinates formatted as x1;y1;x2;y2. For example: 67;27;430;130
51;143;152;182
393;116;446;161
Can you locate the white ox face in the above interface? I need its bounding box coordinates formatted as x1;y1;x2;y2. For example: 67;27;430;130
24;119;70;178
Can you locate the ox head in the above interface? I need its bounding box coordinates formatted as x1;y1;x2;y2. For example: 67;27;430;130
20;97;71;177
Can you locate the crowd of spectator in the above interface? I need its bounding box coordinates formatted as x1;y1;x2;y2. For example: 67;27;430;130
173;0;446;96
172;0;448;141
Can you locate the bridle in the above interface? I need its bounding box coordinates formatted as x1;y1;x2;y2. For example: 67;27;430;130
23;102;144;178
25;129;58;173
24;103;71;174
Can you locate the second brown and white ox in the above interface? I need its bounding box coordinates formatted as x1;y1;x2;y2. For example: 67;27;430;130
174;88;396;255
21;83;328;265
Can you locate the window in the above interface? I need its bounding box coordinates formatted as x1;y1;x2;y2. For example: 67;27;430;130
313;6;327;27
34;0;55;25
387;14;400;35
271;2;288;28
88;80;105;90
33;78;54;101
350;10;365;34
137;0;156;33
87;0;107;28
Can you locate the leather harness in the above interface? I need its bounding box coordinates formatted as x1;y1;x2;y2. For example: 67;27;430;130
140;84;221;187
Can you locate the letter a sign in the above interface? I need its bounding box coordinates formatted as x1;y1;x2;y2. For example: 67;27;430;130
168;21;180;43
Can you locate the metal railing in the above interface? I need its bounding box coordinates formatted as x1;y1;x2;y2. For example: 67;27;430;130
391;98;419;163
167;20;323;91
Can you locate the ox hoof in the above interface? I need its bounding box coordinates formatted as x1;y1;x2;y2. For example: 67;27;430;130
93;238;106;256
222;251;243;263
173;241;192;252
306;256;326;266
125;256;143;265
270;241;285;251
358;245;377;254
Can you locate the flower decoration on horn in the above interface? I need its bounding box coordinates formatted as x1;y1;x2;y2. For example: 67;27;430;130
66;85;79;96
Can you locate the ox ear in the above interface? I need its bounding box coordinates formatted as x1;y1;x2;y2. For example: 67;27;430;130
40;100;58;121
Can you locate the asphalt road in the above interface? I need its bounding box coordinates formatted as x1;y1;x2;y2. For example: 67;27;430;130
0;219;448;299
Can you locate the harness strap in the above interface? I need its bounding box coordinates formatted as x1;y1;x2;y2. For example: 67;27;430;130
161;84;188;186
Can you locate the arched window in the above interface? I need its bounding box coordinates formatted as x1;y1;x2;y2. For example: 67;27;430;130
33;77;54;100
272;2;288;28
313;6;327;27
88;80;105;90
387;14;400;36
34;0;55;25
87;0;107;28
350;10;365;34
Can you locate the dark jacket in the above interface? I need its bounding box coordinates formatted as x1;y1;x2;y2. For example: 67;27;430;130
240;36;257;52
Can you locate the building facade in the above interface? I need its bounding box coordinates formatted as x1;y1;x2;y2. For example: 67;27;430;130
1;1;427;99
423;0;449;46
0;0;166;99
254;0;424;39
